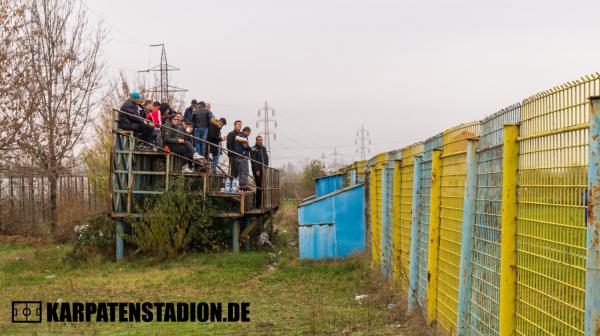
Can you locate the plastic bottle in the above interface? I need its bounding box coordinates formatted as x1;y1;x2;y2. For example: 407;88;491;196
232;178;239;192
224;178;231;193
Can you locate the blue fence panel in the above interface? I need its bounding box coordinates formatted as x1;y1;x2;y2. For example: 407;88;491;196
381;162;395;277
469;104;521;336
416;133;443;310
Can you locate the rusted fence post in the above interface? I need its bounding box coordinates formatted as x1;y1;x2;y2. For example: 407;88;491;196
499;124;519;336
457;138;479;335
407;156;423;311
426;149;442;325
585;96;600;336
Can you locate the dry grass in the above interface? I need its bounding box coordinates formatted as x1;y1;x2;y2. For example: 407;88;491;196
0;203;436;335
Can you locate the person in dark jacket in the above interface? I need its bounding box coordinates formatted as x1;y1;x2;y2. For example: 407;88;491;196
118;92;154;146
160;103;175;124
250;135;269;206
234;127;252;191
191;101;211;157
207;118;227;174
183;99;197;122
162;113;201;173
226;120;242;178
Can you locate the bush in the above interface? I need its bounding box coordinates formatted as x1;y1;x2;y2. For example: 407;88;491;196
126;178;225;259
65;213;115;264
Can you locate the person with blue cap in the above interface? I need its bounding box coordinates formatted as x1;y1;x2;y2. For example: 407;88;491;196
118;91;155;148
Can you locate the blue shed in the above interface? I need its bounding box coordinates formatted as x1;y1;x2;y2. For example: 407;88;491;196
314;174;345;197
297;184;366;259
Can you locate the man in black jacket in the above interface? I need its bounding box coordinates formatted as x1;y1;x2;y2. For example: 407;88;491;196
118;92;154;146
250;135;269;207
226;120;242;178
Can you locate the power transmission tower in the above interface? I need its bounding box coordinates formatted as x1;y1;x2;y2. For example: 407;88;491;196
139;43;187;103
256;101;277;157
330;147;343;169
355;125;371;160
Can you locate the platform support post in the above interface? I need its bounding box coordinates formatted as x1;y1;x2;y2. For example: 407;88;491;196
116;220;124;261
232;219;240;253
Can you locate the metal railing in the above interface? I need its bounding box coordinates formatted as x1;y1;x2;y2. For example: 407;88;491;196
111;108;279;212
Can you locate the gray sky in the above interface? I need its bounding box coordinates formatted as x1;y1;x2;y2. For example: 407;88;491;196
85;0;600;167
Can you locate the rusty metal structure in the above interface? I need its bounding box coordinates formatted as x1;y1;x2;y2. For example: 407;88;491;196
110;109;279;260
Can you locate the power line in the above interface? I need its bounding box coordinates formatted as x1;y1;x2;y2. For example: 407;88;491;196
355;125;371;161
81;0;149;46
139;44;187;103
329;147;344;169
256;101;277;157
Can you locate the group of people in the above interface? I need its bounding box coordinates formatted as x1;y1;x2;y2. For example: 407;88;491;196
117;92;269;198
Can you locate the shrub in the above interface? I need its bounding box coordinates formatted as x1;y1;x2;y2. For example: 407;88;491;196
65;213;115;264
126;178;224;259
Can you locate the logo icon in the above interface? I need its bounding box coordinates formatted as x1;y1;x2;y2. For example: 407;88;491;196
12;301;42;323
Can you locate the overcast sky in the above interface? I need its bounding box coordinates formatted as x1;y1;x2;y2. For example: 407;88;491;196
85;0;600;167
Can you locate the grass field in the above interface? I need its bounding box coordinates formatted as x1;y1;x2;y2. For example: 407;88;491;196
0;204;432;335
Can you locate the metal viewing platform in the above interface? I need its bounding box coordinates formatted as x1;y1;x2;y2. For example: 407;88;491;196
110;109;279;259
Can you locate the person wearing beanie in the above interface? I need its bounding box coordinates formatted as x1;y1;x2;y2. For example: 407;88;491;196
118;91;154;147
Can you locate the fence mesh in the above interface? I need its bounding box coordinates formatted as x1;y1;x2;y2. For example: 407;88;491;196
515;75;598;335
381;161;395;277
0;174;106;234
370;158;384;267
355;73;600;335
417;134;443;310
436;122;481;334
393;143;424;288
469;104;521;336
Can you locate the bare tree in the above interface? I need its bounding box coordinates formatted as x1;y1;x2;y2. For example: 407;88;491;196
0;0;31;161
82;73;131;204
18;0;106;235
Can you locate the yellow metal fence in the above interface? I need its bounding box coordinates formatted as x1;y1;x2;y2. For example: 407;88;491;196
437;122;481;333
515;77;596;335
357;73;600;336
393;144;424;288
